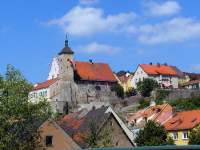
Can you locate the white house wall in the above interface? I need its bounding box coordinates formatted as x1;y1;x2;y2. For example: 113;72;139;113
29;88;50;103
131;66;149;88
132;66;179;89
48;57;59;80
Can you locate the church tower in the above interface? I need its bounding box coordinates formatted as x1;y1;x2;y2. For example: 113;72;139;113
57;36;74;81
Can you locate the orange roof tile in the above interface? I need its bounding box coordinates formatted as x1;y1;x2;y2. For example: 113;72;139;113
75;61;117;82
33;78;58;91
140;64;179;76
164;110;200;131
127;104;173;125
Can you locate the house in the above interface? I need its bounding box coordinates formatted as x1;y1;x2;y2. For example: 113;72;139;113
29;78;58;103
29;38;117;113
39;106;135;149
38;120;81;150
181;80;200;90
164;110;200;145
131;63;182;89
126;103;173;130
115;72;134;92
179;72;200;85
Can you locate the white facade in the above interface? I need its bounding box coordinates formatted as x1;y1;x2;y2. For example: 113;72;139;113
29;88;50;103
131;66;179;89
48;57;59;80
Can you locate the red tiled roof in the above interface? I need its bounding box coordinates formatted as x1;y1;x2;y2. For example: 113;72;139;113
164;110;200;131
33;78;58;91
75;61;117;82
140;64;179;76
57;107;110;148
182;80;200;86
184;72;200;80
127;104;172;125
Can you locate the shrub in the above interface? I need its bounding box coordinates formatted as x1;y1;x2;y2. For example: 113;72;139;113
155;89;170;104
137;78;159;97
138;98;150;109
125;87;137;97
111;84;124;98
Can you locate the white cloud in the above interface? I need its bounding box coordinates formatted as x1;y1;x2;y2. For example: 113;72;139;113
191;64;200;72
45;4;200;45
145;1;181;17
79;0;98;5
138;17;200;44
78;42;121;54
46;6;137;36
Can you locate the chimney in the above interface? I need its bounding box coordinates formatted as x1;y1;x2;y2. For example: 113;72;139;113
149;62;153;65
89;59;93;64
157;63;160;67
164;63;168;66
172;106;177;116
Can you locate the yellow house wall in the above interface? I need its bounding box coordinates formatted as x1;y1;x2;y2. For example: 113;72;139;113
168;130;189;145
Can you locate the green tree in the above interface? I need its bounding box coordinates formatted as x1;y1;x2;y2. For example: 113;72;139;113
0;65;51;150
135;120;174;146
84;120;113;148
189;126;200;145
125;87;137;97
137;78;159;97
111;84;124;98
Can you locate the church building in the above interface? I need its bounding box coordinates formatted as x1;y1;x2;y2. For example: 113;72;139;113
29;38;117;113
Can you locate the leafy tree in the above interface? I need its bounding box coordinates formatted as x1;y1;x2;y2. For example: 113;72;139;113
189;126;200;145
84;120;113;148
111;84;124;98
125;87;137;97
0;65;51;150
135;120;174;146
137;78;159;97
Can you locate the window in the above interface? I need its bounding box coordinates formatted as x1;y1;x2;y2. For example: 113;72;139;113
172;132;178;140
95;86;101;91
182;131;188;139
45;136;53;147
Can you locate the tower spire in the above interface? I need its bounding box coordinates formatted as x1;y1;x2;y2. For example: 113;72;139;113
65;34;69;47
58;34;74;55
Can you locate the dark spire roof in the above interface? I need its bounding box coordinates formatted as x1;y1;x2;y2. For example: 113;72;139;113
58;35;74;55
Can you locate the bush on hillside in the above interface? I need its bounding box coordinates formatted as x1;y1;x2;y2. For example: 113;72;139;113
111;84;124;98
137;78;159;97
125;87;137;97
169;97;200;111
155;89;170;104
138;98;150;109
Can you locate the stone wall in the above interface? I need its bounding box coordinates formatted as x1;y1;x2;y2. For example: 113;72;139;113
49;79;117;113
162;89;200;101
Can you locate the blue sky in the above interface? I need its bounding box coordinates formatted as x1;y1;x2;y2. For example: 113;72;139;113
1;0;200;83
